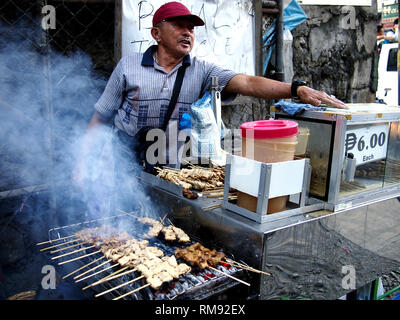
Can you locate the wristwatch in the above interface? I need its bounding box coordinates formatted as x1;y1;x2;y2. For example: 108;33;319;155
291;80;307;98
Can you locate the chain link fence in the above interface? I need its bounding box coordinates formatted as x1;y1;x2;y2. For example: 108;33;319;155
0;0;115;70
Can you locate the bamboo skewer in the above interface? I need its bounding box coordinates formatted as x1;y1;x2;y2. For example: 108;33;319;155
202;203;222;211
209;266;250;287
200;188;225;194
51;245;95;260
160;213;168;224
40;239;80;252
101;268;137;282
36;234;75;246
76;263;119;283
50;241;89;254
62;256;106;279
117;208;139;220
95;275;144;298
206;192;224;198
112;283;151;300
225;258;257;270
167;218;175;227
225;258;271;276
218;195;237;200
118;208;171;229
58;250;101;265
82;266;129;290
74;259;112;280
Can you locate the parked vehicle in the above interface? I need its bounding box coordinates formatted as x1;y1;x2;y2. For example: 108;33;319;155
376;43;398;106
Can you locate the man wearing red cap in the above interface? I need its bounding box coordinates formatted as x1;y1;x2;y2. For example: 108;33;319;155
149;2;346;107
74;1;346;184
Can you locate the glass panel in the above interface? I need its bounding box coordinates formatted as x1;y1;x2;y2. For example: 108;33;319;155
387;48;398;72
339;123;391;198
384;121;400;186
294;120;333;200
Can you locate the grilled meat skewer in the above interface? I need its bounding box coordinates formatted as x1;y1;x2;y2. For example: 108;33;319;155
138;217;191;243
74;226;191;290
174;242;226;269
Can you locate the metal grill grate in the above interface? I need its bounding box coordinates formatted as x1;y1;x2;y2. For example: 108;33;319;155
44;214;245;300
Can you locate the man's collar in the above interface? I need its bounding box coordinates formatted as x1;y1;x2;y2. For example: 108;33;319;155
141;45;191;67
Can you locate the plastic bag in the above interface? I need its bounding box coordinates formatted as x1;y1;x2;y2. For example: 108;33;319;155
190;91;222;161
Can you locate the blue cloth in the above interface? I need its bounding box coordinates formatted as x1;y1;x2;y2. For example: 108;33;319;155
263;0;307;74
274;99;326;115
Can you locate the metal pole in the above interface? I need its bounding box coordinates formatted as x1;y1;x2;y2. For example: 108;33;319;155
398;1;400;106
275;0;284;82
254;0;264;76
114;0;122;66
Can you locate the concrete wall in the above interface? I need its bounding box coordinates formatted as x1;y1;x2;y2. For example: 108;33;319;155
223;2;378;129
291;2;378;103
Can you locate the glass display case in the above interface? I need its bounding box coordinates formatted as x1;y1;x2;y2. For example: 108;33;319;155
272;104;400;210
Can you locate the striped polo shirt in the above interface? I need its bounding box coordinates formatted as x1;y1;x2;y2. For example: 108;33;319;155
94;45;237;137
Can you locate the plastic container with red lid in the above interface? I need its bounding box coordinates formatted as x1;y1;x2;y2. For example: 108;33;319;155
240;119;299;139
238;119;299;214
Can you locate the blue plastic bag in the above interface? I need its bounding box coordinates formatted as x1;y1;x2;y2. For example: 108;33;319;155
263;0;307;74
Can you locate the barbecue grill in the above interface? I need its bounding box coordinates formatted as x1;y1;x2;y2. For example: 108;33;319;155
39;213;251;300
38;145;400;301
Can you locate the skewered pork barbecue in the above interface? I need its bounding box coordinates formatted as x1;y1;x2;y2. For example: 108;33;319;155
138;217;164;239
161;225;190;242
174;243;226;269
138;217;190;243
74;226;191;290
136;255;192;289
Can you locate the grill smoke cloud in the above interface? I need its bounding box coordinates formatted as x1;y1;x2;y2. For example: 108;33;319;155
0;20;154;228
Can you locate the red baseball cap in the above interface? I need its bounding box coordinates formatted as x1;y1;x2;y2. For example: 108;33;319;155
153;2;205;27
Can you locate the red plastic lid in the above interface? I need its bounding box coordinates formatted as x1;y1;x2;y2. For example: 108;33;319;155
240;120;298;139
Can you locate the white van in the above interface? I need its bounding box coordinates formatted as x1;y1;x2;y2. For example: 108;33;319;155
376;43;398;106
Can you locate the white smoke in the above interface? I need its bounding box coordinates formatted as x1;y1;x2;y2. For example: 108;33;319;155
0;19;155;228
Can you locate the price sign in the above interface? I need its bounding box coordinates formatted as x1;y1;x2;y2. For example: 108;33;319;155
344;124;389;165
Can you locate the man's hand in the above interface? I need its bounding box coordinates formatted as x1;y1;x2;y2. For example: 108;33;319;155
297;86;348;109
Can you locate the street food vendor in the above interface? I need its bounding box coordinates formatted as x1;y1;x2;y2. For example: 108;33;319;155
74;1;347;184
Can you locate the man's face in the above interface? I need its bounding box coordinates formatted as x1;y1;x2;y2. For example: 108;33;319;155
153;17;196;57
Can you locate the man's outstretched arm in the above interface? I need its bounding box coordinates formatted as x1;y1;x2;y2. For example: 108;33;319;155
224;74;348;109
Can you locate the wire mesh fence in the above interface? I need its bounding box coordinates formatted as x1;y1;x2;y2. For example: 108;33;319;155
0;0;115;69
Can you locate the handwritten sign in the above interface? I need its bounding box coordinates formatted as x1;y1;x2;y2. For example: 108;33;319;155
344;124;389;165
121;0;255;75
